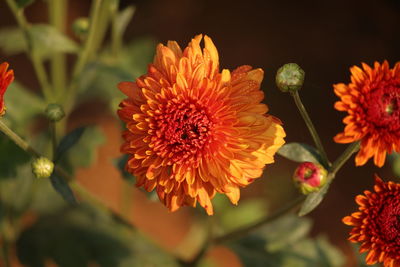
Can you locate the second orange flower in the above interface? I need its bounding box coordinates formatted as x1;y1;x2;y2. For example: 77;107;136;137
118;35;285;215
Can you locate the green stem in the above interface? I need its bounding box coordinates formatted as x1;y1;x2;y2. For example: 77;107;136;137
63;0;104;113
48;0;67;101
50;122;57;159
110;0;120;57
291;91;329;167
0;120;39;158
330;141;360;175
5;0;54;102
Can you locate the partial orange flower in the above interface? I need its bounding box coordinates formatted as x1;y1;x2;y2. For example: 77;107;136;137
0;62;14;116
334;61;400;167
117;35;285;215
343;175;400;267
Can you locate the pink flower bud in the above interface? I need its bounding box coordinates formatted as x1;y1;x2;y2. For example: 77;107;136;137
293;162;327;194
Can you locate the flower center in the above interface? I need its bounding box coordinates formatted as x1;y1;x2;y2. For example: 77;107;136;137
377;196;400;243
153;98;213;163
365;82;400;130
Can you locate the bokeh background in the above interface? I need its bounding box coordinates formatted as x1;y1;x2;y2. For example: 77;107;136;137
1;0;399;266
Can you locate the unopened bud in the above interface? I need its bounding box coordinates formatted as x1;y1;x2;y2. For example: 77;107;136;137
276;63;305;93
72;17;89;38
45;103;65;122
31;157;54;179
293;162;327;194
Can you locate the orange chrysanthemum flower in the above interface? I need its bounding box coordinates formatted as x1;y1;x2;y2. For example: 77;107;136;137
334;61;400;167
117;35;285;215
0;62;14;116
343;175;400;267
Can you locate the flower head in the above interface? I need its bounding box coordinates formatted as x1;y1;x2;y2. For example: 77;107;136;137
293;162;327;194
343;175;400;267
334;61;400;167
0;62;14;116
117;35;285;215
275;63;305;93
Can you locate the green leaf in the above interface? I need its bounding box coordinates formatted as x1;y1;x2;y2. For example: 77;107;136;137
298;181;331;216
75;37;155;112
16;0;34;8
29;24;79;58
390;153;400;178
218;198;267;232
0;27;26;55
0;25;79;58
280;235;345;267
114;6;136;39
16;206;131;267
115;154;135;182
66;126;105;168
0;135;30;179
55;127;86;163
49;172;78;205
230;236;282;267
263;214;312;252
4;81;45;132
278;143;323;166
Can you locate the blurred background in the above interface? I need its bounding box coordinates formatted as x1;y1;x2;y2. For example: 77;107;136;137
0;0;399;266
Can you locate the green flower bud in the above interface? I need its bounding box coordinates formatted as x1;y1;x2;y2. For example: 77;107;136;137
45;103;65;122
72;17;89;38
31;157;54;179
293;162;327;195
276;63;305;93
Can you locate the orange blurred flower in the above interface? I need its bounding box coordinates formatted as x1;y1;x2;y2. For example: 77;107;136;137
117;35;285;215
343;175;400;267
334;61;400;167
0;62;14;116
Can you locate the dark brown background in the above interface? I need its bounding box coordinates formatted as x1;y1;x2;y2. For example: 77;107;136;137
1;0;399;266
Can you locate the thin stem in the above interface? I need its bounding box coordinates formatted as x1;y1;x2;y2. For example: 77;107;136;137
0;120;39;157
49;0;67;101
214;195;305;244
330;141;360;175
110;0;120;57
291;91;329;167
50;122;57;159
5;0;54;102
63;0;104;113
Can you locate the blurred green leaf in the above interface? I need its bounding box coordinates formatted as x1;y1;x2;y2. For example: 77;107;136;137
0;135;30;179
279;235;344;267
66;126;105;168
29;24;79;58
0;163;34;214
76;38;156;113
231;236;282;267
278;143;324;166
0;25;79;58
0;27;26;55
231;229;344;267
16;0;34;8
390;153;400;178
4;81;45;132
298;181;330;216
49;172;78;205
218;197;267;232
16;206;131;267
263;214;312;252
114;6;135;40
55;127;86;163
